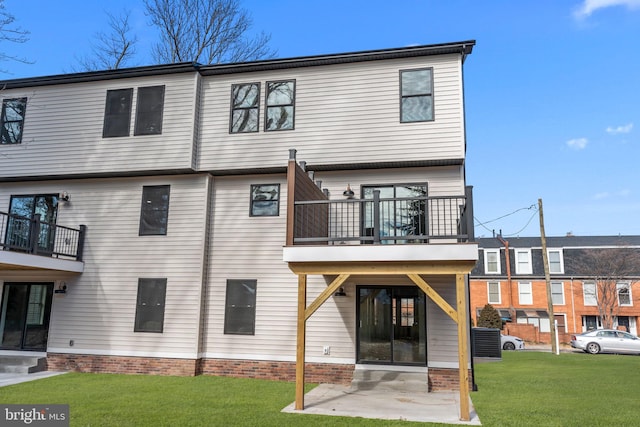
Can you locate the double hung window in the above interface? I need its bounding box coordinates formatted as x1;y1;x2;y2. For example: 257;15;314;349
400;68;433;122
230;83;260;133
139;185;170;236
134;278;167;333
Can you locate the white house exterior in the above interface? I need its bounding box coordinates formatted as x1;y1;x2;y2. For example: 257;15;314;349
0;41;477;418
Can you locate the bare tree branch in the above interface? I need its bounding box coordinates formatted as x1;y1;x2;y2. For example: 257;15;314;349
77;9;138;71
0;0;31;67
569;247;640;329
144;0;276;64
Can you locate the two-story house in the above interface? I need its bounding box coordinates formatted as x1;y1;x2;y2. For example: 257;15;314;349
471;236;640;343
0;41;477;418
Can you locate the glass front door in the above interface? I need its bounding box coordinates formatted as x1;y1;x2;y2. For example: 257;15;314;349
357;286;426;365
0;283;53;351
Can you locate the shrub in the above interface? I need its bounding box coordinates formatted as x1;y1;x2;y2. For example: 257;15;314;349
477;303;502;329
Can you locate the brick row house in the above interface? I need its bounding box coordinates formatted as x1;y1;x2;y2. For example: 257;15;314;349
470;236;640;343
0;41;478;418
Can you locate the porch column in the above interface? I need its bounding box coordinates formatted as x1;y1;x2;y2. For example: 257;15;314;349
295;273;307;410
456;273;470;421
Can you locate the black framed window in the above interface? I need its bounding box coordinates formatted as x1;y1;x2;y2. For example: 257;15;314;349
139;185;170;235
400;68;433;122
230;83;259;133
103;89;133;137
134;85;165;135
1;98;27;144
265;80;295;131
250;184;280;216
134;278;167;333
224;279;257;335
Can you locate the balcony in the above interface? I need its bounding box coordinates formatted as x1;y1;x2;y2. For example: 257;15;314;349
283;151;477;266
0;211;85;273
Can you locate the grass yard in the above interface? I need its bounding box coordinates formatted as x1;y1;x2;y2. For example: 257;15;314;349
472;351;640;426
1;351;639;426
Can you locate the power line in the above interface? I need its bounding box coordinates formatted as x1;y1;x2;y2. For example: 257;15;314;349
474;204;538;236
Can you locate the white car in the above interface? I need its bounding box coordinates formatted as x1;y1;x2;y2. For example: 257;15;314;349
571;329;640;355
501;334;525;350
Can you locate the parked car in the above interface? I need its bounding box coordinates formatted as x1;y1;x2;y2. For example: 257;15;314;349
570;329;640;355
501;334;525;350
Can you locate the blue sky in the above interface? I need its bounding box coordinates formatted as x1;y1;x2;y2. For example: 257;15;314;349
2;0;639;238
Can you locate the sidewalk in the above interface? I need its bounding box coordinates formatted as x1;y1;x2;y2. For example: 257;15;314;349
0;371;66;387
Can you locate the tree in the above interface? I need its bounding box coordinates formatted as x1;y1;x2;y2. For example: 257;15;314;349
144;0;275;64
477;304;502;329
0;0;30;68
570;247;640;329
78;10;138;71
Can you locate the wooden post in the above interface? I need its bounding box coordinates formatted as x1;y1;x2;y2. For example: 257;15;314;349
539;198;557;354
295;273;307;410
456;273;470;421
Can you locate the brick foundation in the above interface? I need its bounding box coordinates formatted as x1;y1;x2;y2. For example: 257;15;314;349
46;353;468;391
46;353;198;376
198;358;354;385
428;368;473;391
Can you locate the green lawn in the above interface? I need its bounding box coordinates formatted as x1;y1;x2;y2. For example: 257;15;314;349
1;351;639;426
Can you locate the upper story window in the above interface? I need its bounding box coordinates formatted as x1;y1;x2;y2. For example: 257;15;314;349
484;249;501;274
515;249;532;274
551;281;565;305
583;282;597;306
487;281;501;304
230;83;260;133
1;98;27;144
617;282;632;306
548;249;564;274
265;80;295;131
103;89;133;137
139;185;170;235
400;68;433;123
518;281;533;305
250;184;280;216
134;86;165;135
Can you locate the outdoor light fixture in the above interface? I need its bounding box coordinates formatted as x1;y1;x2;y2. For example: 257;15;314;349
343;184;354;199
59;192;70;202
334;287;347;297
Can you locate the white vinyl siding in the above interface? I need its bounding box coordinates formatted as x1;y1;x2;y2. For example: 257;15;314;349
427;276;465;367
518;282;533;305
487;281;501;304
515;249;532;275
484;249;500;274
551;281;564;305
0;73;199;179
198;54;465;171
3;175;211;357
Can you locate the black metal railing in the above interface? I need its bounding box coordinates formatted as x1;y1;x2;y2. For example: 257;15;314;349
293;191;471;245
0;211;85;261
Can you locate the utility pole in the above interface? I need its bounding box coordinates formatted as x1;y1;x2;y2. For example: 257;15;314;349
539;198;557;354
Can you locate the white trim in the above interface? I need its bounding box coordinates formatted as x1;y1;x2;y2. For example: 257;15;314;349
617;281;632;306
46;348;197;359
518;281;533;305
0;350;47;357
551;281;565;305
283;243;479;263
487;281;501;304
514;249;532;275
484;249;501;274
0;251;84;273
547;249;564;274
583;282;597;306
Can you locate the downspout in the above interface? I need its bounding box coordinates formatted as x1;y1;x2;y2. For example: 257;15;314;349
497;235;514;323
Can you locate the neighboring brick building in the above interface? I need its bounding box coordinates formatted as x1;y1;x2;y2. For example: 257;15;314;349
470;235;640;343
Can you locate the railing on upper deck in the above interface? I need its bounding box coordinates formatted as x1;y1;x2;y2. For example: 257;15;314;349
0;211;86;261
293;190;473;245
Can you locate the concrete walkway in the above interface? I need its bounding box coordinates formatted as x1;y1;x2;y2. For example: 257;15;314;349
0;371;67;387
282;384;481;425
